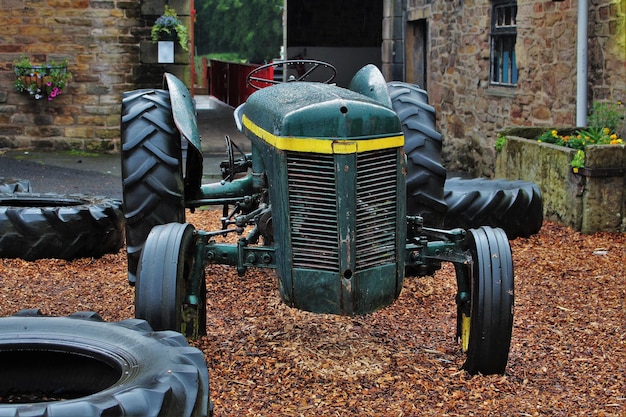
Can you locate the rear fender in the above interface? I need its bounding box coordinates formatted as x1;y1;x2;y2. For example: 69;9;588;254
164;73;202;153
347;64;392;109
164;73;203;197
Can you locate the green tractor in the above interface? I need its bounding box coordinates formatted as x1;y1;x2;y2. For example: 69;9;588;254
120;61;514;376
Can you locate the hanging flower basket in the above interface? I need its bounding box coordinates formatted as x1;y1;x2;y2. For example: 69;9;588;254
13;56;72;101
151;6;189;52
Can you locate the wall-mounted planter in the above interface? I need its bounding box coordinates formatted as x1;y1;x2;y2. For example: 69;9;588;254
140;40;187;65
495;136;626;233
14;62;71;101
157;41;175;63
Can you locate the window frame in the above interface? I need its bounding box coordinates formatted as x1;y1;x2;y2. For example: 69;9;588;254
490;0;518;87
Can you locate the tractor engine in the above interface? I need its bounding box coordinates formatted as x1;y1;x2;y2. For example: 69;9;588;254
240;81;407;315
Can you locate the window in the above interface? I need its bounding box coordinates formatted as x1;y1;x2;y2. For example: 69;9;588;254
490;0;518;86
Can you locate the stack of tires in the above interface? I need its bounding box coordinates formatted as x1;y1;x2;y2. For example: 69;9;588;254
387;82;543;239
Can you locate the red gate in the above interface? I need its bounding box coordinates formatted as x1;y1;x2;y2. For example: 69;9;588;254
209;60;273;107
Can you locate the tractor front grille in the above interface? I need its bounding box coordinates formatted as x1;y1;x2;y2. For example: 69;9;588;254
287;153;339;271
287;148;398;272
355;150;398;270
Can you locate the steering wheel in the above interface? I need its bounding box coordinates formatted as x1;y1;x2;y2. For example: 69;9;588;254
247;59;337;90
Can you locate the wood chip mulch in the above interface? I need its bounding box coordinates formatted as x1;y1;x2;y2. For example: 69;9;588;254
0;211;624;417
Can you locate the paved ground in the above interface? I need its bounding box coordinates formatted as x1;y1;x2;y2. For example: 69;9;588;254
0;96;250;200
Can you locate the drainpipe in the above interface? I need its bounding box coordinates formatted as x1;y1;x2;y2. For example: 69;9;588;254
189;0;196;98
283;0;287;60
576;0;588;127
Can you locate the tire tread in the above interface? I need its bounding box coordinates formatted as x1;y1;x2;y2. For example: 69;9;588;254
121;89;185;282
388;81;447;227
0;193;124;260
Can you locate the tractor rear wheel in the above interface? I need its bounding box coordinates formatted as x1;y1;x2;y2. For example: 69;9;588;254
121;89;185;284
388;82;447;228
135;222;206;338
457;226;514;375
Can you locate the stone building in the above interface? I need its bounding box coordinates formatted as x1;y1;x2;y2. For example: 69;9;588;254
0;0;624;176
383;0;625;176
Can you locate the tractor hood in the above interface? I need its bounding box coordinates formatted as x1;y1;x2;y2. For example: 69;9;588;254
241;82;402;142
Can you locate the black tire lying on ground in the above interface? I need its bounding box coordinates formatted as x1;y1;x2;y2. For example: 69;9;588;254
0;177;31;193
0;192;124;260
121;89;185;285
388;82;447;228
0;309;211;417
443;178;543;239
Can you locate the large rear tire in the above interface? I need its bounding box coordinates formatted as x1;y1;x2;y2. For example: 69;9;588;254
121;89;185;284
457;226;514;375
135;222;207;338
388;82;447;228
0;193;124;260
0;309;211;416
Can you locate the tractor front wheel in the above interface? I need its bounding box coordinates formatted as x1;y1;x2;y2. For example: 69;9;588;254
135;222;206;338
457;226;514;375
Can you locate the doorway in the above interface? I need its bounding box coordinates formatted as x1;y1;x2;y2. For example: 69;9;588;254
405;19;428;88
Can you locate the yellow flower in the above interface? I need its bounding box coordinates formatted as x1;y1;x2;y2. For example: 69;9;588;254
551;130;558;137
610;134;617;140
603;127;610;135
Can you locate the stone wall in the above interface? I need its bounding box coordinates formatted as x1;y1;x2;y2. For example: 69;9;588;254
0;0;190;152
382;0;405;83
139;0;192;87
496;136;626;233
384;0;626;177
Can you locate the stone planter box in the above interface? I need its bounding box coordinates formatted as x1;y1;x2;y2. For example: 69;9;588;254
495;136;626;233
